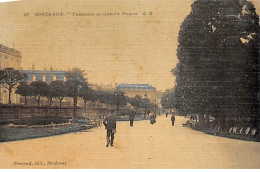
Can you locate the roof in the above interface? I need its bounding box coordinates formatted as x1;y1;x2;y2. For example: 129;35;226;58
0;44;22;58
117;84;156;91
21;70;68;74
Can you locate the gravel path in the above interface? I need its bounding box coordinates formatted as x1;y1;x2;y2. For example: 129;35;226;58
1;116;260;169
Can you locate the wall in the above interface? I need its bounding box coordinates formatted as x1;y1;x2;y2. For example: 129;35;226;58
0;106;111;124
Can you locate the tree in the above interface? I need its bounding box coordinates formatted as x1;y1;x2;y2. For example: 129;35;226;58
129;95;142;110
112;90;127;117
30;81;49;106
0;68;26;104
45;85;55;106
0;70;3;82
175;0;259;128
161;89;176;111
140;95;153;118
66;68;87;118
15;82;32;105
79;86;97;107
49;80;68;107
97;90;114;108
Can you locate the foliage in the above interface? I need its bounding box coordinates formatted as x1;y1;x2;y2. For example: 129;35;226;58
65;68;87;97
0;68;26;104
49;80;68;107
129;95;142;110
15;82;32;105
161;89;176;110
13;115;67;126
79;86;98;106
175;0;259;126
112;90;127;107
29;81;49;106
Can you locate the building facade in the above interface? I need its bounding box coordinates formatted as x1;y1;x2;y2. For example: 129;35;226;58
21;70;67;83
116;84;159;104
20;70;70;106
0;44;22;104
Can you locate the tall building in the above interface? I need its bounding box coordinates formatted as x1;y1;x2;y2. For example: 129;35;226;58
0;44;22;104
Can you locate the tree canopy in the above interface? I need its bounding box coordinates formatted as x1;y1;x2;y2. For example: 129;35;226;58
175;0;259;127
0;68;26;104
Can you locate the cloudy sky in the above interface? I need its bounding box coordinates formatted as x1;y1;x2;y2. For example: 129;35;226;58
0;0;259;91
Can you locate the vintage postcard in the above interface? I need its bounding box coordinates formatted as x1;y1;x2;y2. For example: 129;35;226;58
0;0;260;169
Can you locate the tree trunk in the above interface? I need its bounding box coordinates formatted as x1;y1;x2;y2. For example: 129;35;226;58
8;89;12;104
199;114;205;123
206;114;210;127
217;114;226;131
59;98;63;107
73;94;77;118
24;96;28;105
116;104;119;118
36;96;40;106
49;98;53;106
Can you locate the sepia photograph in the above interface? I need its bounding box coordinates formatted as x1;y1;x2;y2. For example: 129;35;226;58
0;0;260;169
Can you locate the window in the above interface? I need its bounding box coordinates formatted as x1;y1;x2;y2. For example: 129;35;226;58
53;75;57;81
32;75;36;81
42;75;46;81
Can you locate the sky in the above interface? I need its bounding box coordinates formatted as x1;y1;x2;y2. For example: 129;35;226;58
0;0;259;91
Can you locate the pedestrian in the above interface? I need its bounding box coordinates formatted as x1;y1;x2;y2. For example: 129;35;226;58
129;110;135;127
149;111;156;124
166;113;168;118
148;110;153;124
103;110;117;147
171;114;175;126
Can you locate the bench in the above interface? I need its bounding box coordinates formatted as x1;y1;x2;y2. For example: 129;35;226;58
77;119;93;131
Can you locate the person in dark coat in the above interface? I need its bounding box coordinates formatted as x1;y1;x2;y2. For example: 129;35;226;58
171;115;175;126
129;110;135;127
103;110;117;147
166;113;168;118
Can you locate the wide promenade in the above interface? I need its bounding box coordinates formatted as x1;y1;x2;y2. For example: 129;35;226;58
1;116;260;168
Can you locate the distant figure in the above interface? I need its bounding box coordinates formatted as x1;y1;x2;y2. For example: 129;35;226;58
166;113;168;118
148;111;152;124
171;115;175;126
103;110;117;147
149;111;156;124
129;110;135;127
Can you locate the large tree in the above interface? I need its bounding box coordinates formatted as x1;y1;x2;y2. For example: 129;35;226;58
79;86;97;107
96;90;114;108
129;95;142;110
161;89;176;111
139;95;153;118
66;68;87;118
49;80;68;107
175;0;259;128
0;68;26;104
30;81;49;106
15;82;32;105
112;90;127;117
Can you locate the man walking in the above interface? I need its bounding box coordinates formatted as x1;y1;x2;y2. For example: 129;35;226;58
171;114;175;126
129;110;135;127
103;110;116;147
